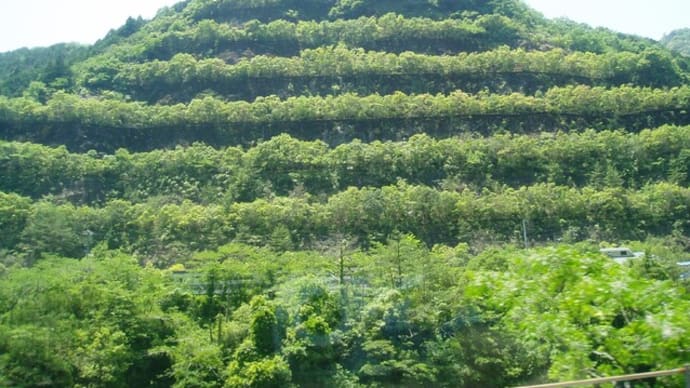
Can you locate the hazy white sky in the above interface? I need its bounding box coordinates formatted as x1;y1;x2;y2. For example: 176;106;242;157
0;0;180;52
522;0;690;40
0;0;689;53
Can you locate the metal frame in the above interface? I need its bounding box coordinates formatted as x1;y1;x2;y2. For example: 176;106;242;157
515;366;690;388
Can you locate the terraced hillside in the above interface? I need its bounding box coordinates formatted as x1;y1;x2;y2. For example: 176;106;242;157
1;1;690;387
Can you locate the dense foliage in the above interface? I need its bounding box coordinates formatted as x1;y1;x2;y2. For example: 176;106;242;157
3;85;690;152
662;28;690;57
1;243;689;387
0;43;90;97
79;46;684;103
2;180;690;269
1;126;689;203
1;0;689;386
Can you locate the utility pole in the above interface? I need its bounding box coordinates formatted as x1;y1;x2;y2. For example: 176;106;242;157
522;219;529;249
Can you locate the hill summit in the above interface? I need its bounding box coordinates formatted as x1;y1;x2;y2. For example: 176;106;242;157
1;0;687;151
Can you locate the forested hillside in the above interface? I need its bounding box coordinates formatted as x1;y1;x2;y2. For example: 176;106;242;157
1;0;690;386
662;28;690;57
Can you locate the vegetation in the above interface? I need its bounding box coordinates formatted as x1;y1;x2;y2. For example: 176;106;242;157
2;243;689;387
0;43;90;97
1;0;689;386
3;85;690;152
1;127;690;203
78;46;684;103
662;28;690;57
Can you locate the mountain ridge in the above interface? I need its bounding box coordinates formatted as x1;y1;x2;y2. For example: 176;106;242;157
1;0;688;152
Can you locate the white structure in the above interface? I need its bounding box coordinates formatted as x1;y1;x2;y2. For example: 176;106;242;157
600;247;644;264
678;261;690;280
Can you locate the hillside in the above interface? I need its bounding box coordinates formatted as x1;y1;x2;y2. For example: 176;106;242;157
1;0;690;387
663;28;690;57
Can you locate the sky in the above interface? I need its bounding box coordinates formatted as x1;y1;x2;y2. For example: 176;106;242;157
522;0;690;40
0;0;689;53
0;0;180;53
